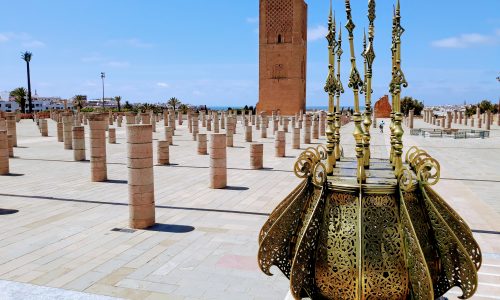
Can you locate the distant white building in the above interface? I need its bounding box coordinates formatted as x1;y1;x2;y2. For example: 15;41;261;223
0;91;72;112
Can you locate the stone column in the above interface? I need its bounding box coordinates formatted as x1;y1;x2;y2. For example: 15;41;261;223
273;119;279;134
7;134;13;157
283;118;290;133
464;114;468;126
157;140;170;165
209;133;227;189
221;113;226;129
40;119;48;136
459;111;463;124
441;117;446;128
453;110;458;124
432;116;436;125
198;133;208;155
497;113;500;126
178;112;183;125
213;113;219;133
5;113;17;147
226;124;234;147
117;115;123;127
477;116;482;128
0;130;9;175
250;143;263;170
168;111;176;132
303;114;311;144
150;113;156;132
62;113;73;150
292;126;300;149
192;112;199;141
446;111;452;129
275;130;286;157
165;126;173;145
260;116;267;138
108;128;116;144
72;126;86;161
319;112;326;136
486;112;491;130
88;114;107;182
470;117;474;127
312;116;319;139
205;117;211;131
408;109;414;129
245;125;252;142
126;113;135;125
127;124;155;229
201;111;206;127
256;116;261;130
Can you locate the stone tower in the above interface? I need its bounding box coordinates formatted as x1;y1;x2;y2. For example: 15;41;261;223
257;0;307;116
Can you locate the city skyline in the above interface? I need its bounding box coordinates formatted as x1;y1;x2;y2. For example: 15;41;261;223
0;0;499;106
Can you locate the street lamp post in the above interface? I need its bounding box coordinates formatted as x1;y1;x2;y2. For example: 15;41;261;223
101;72;105;109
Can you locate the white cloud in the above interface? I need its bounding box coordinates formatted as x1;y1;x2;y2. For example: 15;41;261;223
107;38;153;48
22;40;45;48
308;25;328;42
431;30;500;48
106;61;130;68
246;17;258;24
156;82;169;88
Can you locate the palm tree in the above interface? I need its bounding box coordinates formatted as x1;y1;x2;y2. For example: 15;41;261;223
73;95;86;110
10;87;27;113
114;96;122;112
21;51;33;113
167;97;181;111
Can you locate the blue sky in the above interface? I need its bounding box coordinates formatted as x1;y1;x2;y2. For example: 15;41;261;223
0;0;499;106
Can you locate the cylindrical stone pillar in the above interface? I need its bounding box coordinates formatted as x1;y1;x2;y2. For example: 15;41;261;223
40;119;48;136
192;113;199;141
5;113;17;147
250;143;263;170
245;125;252;142
260;117;267;138
408;109;414;129
0;130;9;175
164;126;173;145
275;130;286;157
292;126;300;149
303;115;311;144
108;128;116;144
72;126;86;161
88;114;107;182
312;116;319;139
486;112;491;130
7;134;13;158
213;114;220;133
226;126;234;147
127;124;155;229
157;140;170;165
198;133;208;155
210;134;227;189
62;113;73;150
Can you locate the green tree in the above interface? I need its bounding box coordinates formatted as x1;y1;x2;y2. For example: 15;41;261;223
21;51;33;113
10;87;27;113
178;104;189;114
478;100;493;114
401;96;424;116
73;95;86;110
167;97;181;110
114;96;122;112
123;101;133;111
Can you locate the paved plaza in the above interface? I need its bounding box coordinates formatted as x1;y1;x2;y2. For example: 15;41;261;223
0;117;499;299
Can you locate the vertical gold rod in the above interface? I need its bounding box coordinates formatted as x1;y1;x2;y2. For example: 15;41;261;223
390;0;407;178
389;5;396;165
334;24;344;161
345;0;365;183
363;0;376;169
325;0;338;174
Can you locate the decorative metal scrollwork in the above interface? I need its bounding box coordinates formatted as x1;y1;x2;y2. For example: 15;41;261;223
398;166;414;191
406;146;441;186
294;146;329;187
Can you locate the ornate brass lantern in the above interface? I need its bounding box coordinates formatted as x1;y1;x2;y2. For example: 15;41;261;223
257;1;481;299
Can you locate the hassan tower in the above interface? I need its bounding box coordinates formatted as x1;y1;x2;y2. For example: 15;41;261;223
256;0;308;115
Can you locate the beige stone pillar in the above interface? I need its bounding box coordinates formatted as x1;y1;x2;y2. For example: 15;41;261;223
486;112;491;130
312;116;319;139
459;111;463;124
250;143;263;170
7;134;13;157
88;114;107;182
127;124;155;229
319;112;326;136
178;112;183;125
201;111;206;127
213;113;219;133
5;113;17;147
283;118;290;133
157;140;170;165
40;119;48;136
303;114;311;144
221;113;225;129
187;111;192;133
477;116;482;128
245;125;252;142
470;117;474;127
125;113;135;125
275;130;286;157
0;119;5;131
164;126;173;145
72;126;86;161
198;133;208;155
292;126;300;149
446;112;452;129
117;116;123;127
256;116;261;130
260;116;267;138
408;109;414;129
169;110;176;131
108;128;116;144
210;133;227;189
207;117;212;131
0;130;9;175
62;113;73;150
441;117;446;128
497;113;500;126
151;113;156;132
57;121;64;142
226;125;234;147
192;113;199;141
